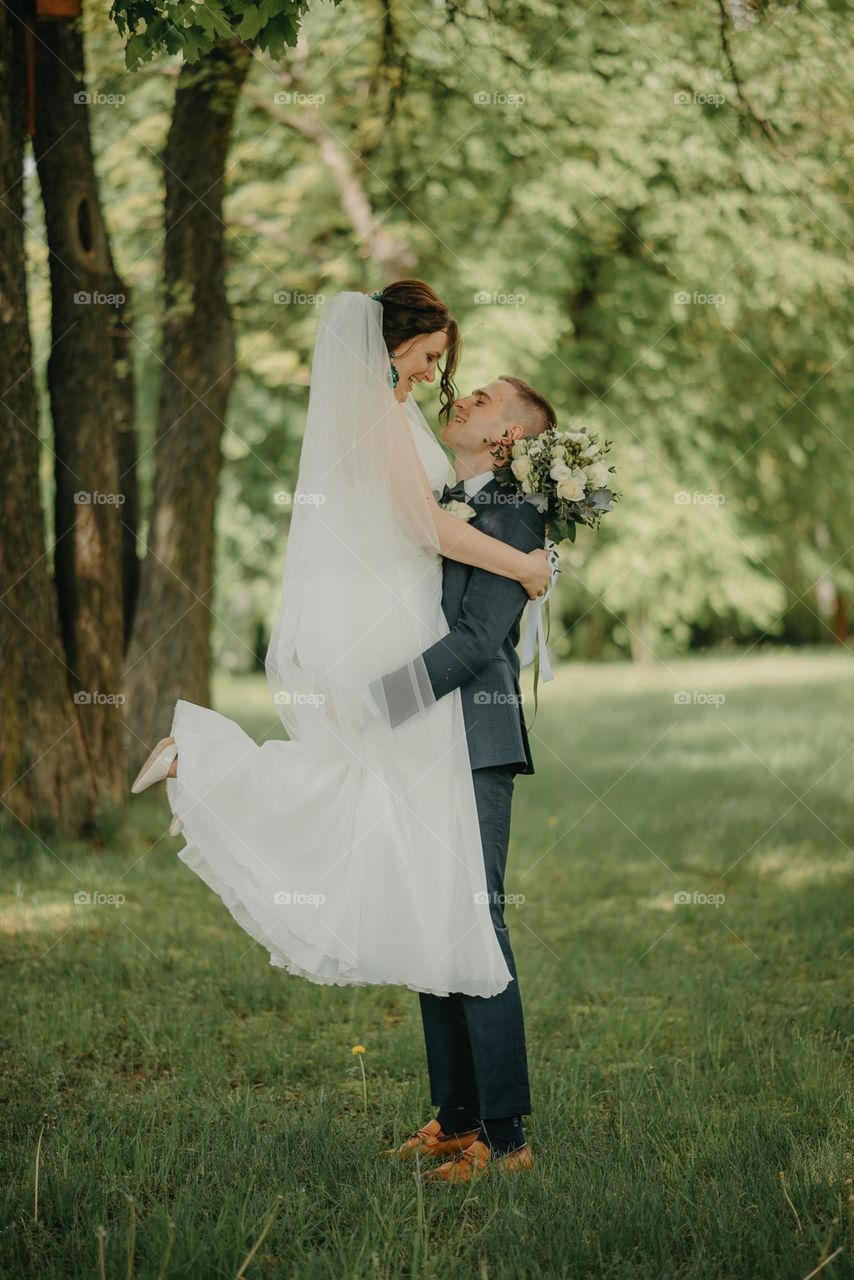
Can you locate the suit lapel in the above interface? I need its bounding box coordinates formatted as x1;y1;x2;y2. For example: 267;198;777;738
469;477;503;516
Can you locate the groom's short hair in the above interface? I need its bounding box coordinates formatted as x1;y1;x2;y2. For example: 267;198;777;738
499;375;557;437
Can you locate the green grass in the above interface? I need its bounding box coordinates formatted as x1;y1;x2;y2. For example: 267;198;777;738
2;647;853;1279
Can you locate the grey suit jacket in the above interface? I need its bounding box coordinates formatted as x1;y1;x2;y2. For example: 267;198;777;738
377;477;546;774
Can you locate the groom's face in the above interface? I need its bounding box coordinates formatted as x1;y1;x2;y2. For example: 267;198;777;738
440;379;522;453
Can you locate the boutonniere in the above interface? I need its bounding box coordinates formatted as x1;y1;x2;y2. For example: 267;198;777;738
441;499;477;522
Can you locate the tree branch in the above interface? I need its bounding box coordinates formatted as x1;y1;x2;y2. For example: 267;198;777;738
247;84;416;280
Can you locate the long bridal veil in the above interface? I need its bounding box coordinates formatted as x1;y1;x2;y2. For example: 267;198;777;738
265;290;439;743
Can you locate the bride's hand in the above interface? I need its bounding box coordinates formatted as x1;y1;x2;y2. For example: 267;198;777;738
521;548;552;599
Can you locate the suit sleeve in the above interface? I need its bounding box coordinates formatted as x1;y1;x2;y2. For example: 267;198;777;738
369;500;546;728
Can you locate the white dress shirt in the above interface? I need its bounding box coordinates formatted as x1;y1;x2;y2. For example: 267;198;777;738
461;471;495;499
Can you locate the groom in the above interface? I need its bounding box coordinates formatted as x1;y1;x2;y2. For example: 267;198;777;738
372;374;556;1183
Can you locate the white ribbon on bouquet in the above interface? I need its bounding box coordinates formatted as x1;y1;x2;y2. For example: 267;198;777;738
520;535;560;683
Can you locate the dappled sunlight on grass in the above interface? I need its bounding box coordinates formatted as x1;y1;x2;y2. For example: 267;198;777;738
0;898;80;936
2;649;852;1279
754;846;853;888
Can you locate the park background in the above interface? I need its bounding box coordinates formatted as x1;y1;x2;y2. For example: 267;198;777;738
1;1;852;1277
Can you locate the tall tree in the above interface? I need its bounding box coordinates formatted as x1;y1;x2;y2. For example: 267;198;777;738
32;11;130;808
0;0;96;833
123;40;252;765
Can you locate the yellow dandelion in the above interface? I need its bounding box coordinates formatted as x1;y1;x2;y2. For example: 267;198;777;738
351;1045;368;1113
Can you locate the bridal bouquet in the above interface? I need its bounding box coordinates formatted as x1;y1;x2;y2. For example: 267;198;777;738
491;421;619;543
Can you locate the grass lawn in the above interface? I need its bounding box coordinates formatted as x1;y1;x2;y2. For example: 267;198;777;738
2;646;852;1279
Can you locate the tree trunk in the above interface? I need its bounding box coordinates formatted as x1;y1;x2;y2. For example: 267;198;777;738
32;12;129;808
833;589;847;645
124;41;251;768
0;2;96;834
115;305;140;648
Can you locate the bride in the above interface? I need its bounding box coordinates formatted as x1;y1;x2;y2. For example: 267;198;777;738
132;281;551;998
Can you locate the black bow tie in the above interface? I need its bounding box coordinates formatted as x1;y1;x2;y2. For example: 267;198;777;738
440;480;468;504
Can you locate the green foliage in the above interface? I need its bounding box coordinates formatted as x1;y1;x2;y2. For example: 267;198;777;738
29;0;854;670
109;0;336;68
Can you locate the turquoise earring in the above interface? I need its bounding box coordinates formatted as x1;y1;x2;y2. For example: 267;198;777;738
388;352;400;390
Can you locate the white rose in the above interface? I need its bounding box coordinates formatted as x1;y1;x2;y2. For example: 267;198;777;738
580;443;599;459
585;461;610;488
442;499;477;522
565;430;587;443
511;456;533;480
521;475;534;494
549;461;572;482
511;441;527;459
556;473;587;502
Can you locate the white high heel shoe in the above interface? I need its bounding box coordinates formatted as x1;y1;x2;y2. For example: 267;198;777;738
131;737;178;794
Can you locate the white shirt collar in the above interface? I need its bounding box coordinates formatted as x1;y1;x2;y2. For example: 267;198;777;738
462;471;495;499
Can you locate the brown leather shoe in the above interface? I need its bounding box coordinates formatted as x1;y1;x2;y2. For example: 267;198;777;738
383;1118;481;1161
421;1138;533;1182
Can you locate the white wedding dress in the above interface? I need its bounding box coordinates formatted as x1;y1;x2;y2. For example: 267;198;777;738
165;293;513;998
